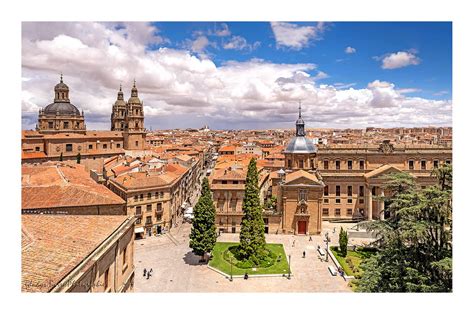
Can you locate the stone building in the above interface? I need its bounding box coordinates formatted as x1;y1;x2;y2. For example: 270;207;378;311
213;105;452;235
22;215;135;292
22;76;147;164
36;74;86;134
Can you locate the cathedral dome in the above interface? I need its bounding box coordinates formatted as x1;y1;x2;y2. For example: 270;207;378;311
284;136;317;154
127;79;141;104
43;102;81;115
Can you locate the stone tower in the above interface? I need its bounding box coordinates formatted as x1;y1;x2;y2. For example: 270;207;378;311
123;80;146;150
111;84;127;131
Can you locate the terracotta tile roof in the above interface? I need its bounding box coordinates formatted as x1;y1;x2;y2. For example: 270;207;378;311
111;170;182;190
212;168;247;180
164;163;189;175
218;145;236;152
22;215;129;292
21;152;47;159
285;170;319;184
22;163;125;210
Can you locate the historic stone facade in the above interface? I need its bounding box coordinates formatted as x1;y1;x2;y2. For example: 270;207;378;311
22;76;147;164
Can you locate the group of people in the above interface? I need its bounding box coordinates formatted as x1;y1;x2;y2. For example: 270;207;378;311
143;268;153;280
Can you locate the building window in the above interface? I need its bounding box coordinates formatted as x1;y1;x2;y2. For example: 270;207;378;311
335;208;341;216
104;268;109;291
103;144;107;149
157;203;162;212
323;160;329;170
359;160;364;170
322;208;329;216
134;195;138;202
147;193;151;200
299;189;308;201
288;159;292;168
335;160;340;170
123;246;127;267
66;144;73;152
146;216;152;225
135;206;142;215
421;160;426;170
136;218;141;225
335;185;341;196
359;198;364;204
232;180;238;184
35;146;40;152
146;204;152;212
88;144;93;149
372;186;376;196
230;199;237;212
140;194;143;200
218;200;225;212
135;141;139;147
222;180;227;185
323;198;329;204
48;122;54;129
160;192;164;198
310;159;315;169
348;160;352;170
116;143;121;148
63;122;69;129
347;208;353;215
446;160;451;164
347;186;352;196
347;198;353;204
299;160;304;169
359;186;364;197
324;185;329;196
335;198;341;204
409;160;414;170
434;160;439;168
155;192;159;198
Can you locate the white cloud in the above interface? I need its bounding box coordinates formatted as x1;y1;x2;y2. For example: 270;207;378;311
214;23;231;37
21;22;451;130
191;36;210;53
345;46;356;54
397;88;421;94
223;36;260;51
381;51;421;69
270;22;327;50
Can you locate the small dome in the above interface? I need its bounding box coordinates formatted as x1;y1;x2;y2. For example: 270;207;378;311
54;74;69;91
284;136;317;154
44;102;80;115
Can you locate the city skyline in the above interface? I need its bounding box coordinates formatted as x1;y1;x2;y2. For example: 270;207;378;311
22;22;452;131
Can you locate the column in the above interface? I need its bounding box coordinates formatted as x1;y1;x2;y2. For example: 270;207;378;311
367;184;373;221
379;189;385;220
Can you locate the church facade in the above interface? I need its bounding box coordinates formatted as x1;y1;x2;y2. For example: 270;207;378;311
22;76;147;163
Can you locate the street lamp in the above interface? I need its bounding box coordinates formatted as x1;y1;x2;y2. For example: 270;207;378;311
324;232;331;262
288;254;291;279
230;256;233;282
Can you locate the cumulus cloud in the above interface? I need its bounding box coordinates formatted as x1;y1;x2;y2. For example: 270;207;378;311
380;51;421;69
223;36;260;51
21;22;451;130
345;46;356;54
270;22;327;50
213;23;231;37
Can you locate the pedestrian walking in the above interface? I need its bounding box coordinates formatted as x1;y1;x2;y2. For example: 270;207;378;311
146;271;151;280
333;227;336;233
292;240;295;247
303;251;306;258
309;236;312;241
143;268;147;277
149;268;153;275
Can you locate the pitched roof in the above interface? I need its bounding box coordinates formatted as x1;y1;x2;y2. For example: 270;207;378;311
285;170;319;184
22;163;125;210
22;215;130;292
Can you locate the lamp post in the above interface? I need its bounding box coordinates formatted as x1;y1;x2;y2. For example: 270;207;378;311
230;256;233;282
324;232;331;262
288;254;292;279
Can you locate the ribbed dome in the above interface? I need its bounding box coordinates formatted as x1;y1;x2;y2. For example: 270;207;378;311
54;81;69;91
284;136;317;154
44;102;81;115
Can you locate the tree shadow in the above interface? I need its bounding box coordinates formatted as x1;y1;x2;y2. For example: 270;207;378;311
182;250;206;266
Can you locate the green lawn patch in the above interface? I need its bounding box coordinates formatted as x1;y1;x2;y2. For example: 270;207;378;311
330;246;376;277
209;242;290;276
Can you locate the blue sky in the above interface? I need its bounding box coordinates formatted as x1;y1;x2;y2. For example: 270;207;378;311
22;22;452;130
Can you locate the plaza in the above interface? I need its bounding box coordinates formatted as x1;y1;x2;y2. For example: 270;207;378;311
134;220;354;292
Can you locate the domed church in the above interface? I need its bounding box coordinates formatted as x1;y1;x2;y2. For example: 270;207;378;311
36;74;86;134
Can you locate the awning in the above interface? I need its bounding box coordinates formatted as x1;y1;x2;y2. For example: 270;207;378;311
134;227;145;233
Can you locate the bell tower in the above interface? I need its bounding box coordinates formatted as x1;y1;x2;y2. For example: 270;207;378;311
111;84;127;131
123;80;146;150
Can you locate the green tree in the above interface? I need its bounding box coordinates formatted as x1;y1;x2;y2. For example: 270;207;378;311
59;152;63;161
189;177;217;261
339;227;348;257
356;166;452;292
239;158;267;264
76;152;81;164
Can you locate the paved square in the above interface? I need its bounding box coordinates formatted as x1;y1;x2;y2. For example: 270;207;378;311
135;221;355;292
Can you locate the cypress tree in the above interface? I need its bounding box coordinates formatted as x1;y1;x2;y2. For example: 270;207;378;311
339;227;348;257
239;158;266;263
189;177;217;261
59;152;63;161
76;152;81;164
